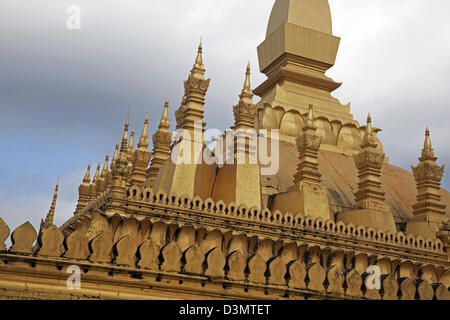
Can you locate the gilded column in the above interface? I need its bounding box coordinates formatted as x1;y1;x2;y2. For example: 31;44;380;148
130;116;152;187
90;163;100;199
39;180;59;233
293;104;323;187
407;128;446;238
337;115;396;231
147;100;171;188
354;115;386;209
97;154;109;195
75;165;91;214
271;104;331;219
213;63;262;209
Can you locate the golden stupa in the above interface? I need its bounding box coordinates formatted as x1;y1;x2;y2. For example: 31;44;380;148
0;0;448;300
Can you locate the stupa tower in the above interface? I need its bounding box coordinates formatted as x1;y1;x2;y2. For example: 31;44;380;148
255;0;363;154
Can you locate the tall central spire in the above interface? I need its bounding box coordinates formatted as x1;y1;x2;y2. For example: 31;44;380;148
266;0;333;36
255;0;358;148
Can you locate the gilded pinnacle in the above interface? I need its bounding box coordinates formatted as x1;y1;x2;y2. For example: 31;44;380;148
128;128;135;154
93;163;101;182
111;141;119;169
304;104;317;131
101;154;109;177
367;114;372;133
83;164;91;185
424;127;432;150
191;41;205;80
159;98;170;130
361;113;377;148
420;127;437;161
138;116;149;151
238;63;253;105
120;116;129;153
44;180;59;226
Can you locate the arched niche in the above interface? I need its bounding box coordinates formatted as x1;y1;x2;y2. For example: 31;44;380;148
315;118;334;145
337;125;362;150
261;104;279;130
280;110;304;137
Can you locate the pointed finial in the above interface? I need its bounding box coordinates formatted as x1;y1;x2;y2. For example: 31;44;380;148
304;104;317;131
365;113;373;135
244;62;251;91
238;63;253;105
111;141;119;169
101;153;109;177
420;126;436;161
93;163;101;183
128;128;135;154
361;113;378;148
44;180;59;226
138;116;149;151
191;40;205;79
425;127;431;149
83;164;91;185
159;98;170;130
120;116;129;153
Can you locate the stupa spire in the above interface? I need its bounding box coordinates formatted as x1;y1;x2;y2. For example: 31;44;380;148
233;63;257;131
93;163;100;183
420;127;436;161
293;104;322;186
130;118;152;187
159;98;170;130
120;116;129;154
75;164;91;214
411;128;446;218
354;114;386;209
83;164;91;185
361;114;377;148
128;128;135;154
101;154;109;178
138;116;149;151
304;104;317;131
45;180;59;227
191;40;205;80
111;141;119;169
96;155;108;195
147;99;172;188
238;62;253;106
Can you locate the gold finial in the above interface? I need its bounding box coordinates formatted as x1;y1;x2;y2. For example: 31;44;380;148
44;180;59;226
138;116;149;151
83;164;91;185
245;61;251;84
361;113;378;148
367;113;372;132
101;154;109;177
304;104;317;131
93;163;101;183
420;127;436;161
243;62;251;91
159;98;170;130
111;141;119;169
191;41;205;79
197;39;203;63
128;128;135;154
238;63;253;105
424;127;432;150
120;116;129;153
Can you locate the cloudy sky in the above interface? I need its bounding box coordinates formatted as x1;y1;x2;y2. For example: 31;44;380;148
0;0;449;233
